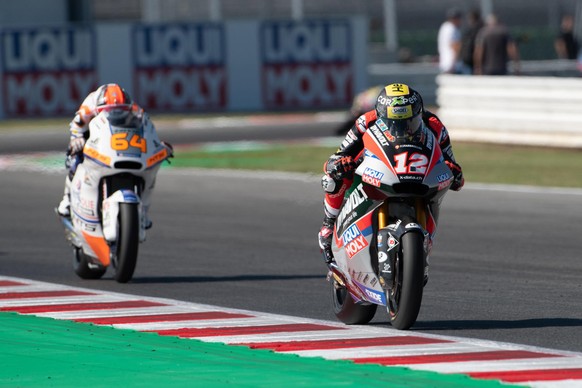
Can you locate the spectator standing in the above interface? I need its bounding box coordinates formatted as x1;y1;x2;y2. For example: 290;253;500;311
459;9;484;74
438;8;463;74
555;14;579;60
473;14;521;75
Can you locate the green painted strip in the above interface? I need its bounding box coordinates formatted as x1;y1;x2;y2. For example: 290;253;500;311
0;312;509;387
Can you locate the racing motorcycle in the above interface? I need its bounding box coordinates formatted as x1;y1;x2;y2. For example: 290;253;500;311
327;117;453;330
57;109;171;283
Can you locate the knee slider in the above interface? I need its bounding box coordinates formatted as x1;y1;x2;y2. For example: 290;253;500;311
321;174;341;194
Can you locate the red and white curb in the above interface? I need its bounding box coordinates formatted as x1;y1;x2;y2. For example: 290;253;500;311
1;276;581;387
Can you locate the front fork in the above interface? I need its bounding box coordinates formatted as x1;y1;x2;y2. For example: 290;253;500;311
377;199;429;289
377;199;427;229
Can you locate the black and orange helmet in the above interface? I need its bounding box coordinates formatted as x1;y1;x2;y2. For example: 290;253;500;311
96;83;132;111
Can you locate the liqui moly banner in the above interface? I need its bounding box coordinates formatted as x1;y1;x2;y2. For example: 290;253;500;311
0;18;366;118
132;23;227;112
261;20;354;109
0;27;98;118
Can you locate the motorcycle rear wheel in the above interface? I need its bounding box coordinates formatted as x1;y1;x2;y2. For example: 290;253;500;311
387;231;425;330
73;248;106;280
113;203;139;283
330;276;377;325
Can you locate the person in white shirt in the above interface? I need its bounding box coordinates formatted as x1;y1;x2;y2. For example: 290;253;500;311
438;8;463;74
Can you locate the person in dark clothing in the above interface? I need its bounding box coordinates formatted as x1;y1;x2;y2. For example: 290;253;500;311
555;14;579;60
473;14;520;75
459;9;484;74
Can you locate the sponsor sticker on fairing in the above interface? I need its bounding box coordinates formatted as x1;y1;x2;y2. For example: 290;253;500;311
364;288;384;304
355;283;386;304
341;224;369;259
388;220;401;231
436;172;451;182
362;166;384;187
378;251;388;262
387;233;399;251
363;149;379;160
336;183;368;227
370;125;389;146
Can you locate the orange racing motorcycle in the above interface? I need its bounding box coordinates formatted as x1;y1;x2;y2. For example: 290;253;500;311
327;117;453;330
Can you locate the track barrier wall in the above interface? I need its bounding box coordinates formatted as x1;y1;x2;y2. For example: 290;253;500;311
436;74;582;135
0;18;368;119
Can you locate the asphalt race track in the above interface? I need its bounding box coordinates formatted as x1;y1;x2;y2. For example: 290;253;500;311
1;117;582;355
1;163;582;353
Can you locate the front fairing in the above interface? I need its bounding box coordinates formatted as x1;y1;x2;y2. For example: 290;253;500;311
83;112;169;175
357;120;453;197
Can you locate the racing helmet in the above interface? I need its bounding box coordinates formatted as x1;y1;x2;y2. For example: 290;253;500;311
375;83;424;139
95;84;135;126
96;83;132;109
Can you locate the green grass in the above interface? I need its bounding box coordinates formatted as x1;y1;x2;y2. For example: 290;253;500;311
172;144;333;173
453;143;582;187
173;142;582;188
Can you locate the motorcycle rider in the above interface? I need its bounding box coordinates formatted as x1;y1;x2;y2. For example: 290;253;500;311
56;83;172;228
318;83;464;268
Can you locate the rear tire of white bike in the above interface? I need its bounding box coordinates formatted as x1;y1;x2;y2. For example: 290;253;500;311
330;276;377;325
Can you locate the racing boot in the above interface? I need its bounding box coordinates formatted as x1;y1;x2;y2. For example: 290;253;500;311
142;205;153;230
57;177;72;217
318;216;336;264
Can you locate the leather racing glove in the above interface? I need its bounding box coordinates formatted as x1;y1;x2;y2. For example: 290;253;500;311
325;154;356;180
446;160;464;191
161;141;174;158
69;137;86;155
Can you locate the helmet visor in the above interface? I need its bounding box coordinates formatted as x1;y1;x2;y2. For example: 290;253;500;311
100;107;138;128
386;113;422;138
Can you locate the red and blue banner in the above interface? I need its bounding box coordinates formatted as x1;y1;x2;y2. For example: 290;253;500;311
260;20;354;109
1;27;98;117
132;23;227;112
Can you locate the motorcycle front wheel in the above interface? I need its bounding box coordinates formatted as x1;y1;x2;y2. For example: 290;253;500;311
387;231;425;330
113;203;140;283
330;276;377;325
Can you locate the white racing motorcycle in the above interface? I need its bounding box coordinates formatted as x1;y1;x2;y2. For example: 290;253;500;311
57;109;171;283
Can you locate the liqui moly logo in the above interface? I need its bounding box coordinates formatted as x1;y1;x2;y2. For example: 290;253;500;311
133;23;226;112
1;27;98;117
341;224;368;259
261;20;353;108
362;167;384;187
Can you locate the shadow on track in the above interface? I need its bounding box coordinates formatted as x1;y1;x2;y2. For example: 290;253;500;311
411;318;582;330
131;274;325;284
